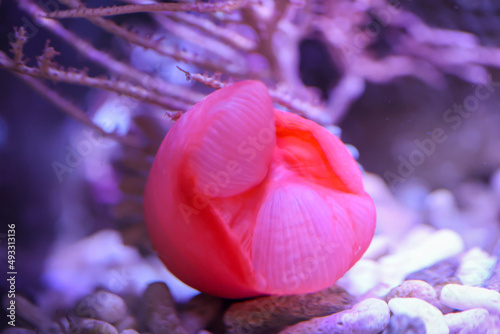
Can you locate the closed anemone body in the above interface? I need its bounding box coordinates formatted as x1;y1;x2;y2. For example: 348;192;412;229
144;80;376;298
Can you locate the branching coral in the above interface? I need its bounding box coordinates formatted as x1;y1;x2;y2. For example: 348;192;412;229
44;0;250;19
1;33;186;113
4;0;500;130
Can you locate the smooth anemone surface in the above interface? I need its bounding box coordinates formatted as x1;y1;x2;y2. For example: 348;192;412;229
144;80;376;298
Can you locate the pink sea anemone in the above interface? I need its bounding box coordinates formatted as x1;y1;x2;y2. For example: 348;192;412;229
144;80;376;298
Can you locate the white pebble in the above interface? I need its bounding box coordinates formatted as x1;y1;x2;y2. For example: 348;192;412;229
440;284;500;314
394;225;436;252
339;298;390;333
456;248;497;287
115;315;137;332
362;235;391;260
379;228;464;288
337;259;380;296
425;189;460;231
388;298;449;334
386;280;437;304
280;298;389;334
362;173;418;240
444;308;489;334
41;229;199;307
78;290;128;324
79;319;119;334
119;330;140;334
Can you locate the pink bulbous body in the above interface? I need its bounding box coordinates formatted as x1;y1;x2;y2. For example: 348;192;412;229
144;80;376;298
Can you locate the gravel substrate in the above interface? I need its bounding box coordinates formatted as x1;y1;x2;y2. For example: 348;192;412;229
5;172;500;333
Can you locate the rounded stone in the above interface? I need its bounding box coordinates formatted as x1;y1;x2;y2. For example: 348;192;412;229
440;284;500;314
338;259;380;296
384;314;426;334
456;248;496;287
444;308;489;334
119;330;140;334
388;298;448;334
114;315;137;332
379;228;464;289
339;298;390;333
77;290;128;324
78;319;119;334
385;280;437;304
278;298;389;334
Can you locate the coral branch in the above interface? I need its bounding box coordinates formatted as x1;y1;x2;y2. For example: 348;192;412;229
61;0;241;75
268;88;329;125
170;12;256;52
12;67;140;147
37;39;60;74
0;51;187;112
18;0;204;106
154;14;247;74
177;67;228;89
10;27;28;66
45;1;248;19
120;0;249;75
240;0;291;81
177;67;330;124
